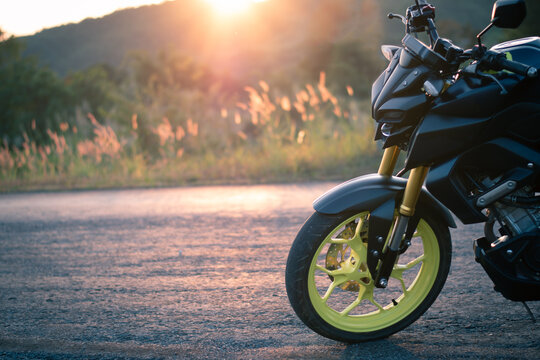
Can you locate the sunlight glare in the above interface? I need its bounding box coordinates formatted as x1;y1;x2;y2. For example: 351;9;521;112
204;0;266;15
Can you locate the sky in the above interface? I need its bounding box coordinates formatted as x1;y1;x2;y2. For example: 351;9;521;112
0;0;169;36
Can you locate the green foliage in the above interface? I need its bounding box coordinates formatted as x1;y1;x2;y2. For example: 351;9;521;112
327;39;384;97
66;64;122;119
0;31;74;146
128;50;215;92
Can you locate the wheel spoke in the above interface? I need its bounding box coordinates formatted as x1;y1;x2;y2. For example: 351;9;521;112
341;245;350;262
404;254;425;269
331;218;366;244
315;264;333;275
322;281;337;302
398;277;408;295
340;285;367;316
348;239;368;266
316;264;350;277
322;276;348;302
369;297;385;312
356;271;370;279
393;254;425;273
389;266;409;292
391;254;425;295
352;218;365;241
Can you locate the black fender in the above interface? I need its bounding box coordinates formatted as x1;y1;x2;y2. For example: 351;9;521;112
314;174;456;279
313;174;456;228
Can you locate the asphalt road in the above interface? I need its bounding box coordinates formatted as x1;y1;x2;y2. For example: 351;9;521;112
0;184;538;359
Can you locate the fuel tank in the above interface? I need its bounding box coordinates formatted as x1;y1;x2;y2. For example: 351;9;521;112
491;36;540;68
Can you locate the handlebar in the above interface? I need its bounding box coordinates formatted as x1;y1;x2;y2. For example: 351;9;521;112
391;1;538;79
495;56;538;78
479;49;538;78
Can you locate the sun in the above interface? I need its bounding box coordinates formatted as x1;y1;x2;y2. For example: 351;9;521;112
204;0;266;15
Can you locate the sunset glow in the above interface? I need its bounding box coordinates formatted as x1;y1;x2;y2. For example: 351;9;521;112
204;0;266;15
0;0;167;36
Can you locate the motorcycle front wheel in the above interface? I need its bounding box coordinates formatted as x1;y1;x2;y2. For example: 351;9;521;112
285;208;451;342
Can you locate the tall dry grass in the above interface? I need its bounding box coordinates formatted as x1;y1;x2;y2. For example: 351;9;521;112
0;73;379;191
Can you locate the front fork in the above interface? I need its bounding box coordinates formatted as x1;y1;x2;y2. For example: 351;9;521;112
375;146;430;287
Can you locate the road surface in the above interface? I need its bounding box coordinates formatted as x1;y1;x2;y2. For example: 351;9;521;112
0;184;538;359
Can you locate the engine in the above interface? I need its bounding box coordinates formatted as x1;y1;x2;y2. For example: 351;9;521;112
490;188;540;237
475;182;540;301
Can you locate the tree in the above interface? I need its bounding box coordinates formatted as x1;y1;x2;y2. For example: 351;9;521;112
0;30;73;145
66;64;122;119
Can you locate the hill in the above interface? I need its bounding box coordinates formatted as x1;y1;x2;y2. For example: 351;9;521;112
19;0;497;82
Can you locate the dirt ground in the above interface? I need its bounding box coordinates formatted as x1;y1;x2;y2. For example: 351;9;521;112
0;184;538;359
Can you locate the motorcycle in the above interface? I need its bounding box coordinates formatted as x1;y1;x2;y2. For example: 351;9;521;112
285;0;539;342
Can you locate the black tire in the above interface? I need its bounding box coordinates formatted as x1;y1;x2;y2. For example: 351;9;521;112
285;208;451;342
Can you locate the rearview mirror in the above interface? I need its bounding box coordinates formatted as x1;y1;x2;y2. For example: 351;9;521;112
491;0;526;29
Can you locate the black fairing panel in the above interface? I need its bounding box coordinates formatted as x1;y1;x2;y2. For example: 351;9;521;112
378;94;428;115
404;37;540;169
313;174;456;228
488;102;540;149
371;49;431;127
372;67;430;125
371;49;403;118
429;77;520;117
406;114;489;169
426;138;540;224
371;49;401;113
406;78;540;169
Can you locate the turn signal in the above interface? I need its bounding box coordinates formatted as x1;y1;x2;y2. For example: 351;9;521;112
381;45;400;61
423;79;444;97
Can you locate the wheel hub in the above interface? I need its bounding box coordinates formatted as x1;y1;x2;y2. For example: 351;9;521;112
326;242;372;292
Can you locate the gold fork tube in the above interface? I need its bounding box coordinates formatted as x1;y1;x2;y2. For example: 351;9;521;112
399;166;429;217
377;146;401;176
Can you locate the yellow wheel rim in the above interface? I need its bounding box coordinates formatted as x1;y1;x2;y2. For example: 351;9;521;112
307;211;440;333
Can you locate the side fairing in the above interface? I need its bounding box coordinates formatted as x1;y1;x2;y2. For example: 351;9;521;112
405;37;540;169
426;138;540;224
405;74;537;169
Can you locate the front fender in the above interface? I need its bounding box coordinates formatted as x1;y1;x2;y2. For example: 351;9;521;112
313;174;456;229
